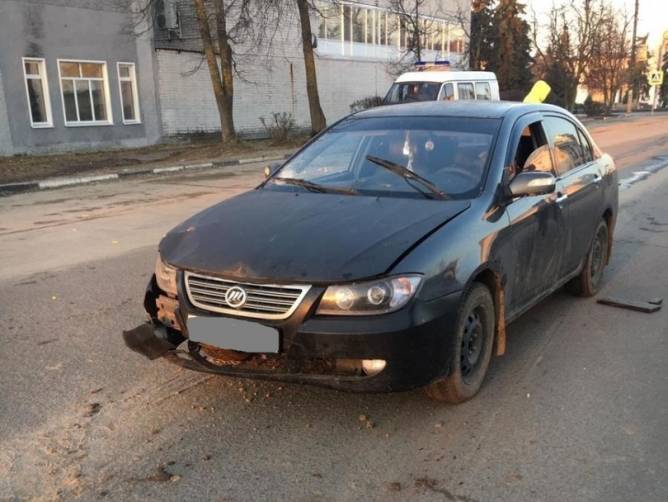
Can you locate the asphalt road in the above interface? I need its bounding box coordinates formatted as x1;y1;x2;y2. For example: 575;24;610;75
1;115;667;501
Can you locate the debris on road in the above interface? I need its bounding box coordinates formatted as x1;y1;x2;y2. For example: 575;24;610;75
83;402;101;417
388;481;402;492
597;296;663;313
358;414;375;429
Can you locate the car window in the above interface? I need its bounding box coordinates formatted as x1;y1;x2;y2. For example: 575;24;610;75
274;116;501;199
475;82;491;100
542;116;588;176
441;83;454;101
283;132;362;178
511;122;554;177
577;128;593;163
384;82;442;104
457;82;475;100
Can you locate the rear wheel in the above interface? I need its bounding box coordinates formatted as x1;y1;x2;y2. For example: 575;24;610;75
568;219;609;297
425;284;495;403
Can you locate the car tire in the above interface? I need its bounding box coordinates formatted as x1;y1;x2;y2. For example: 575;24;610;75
568;219;609;297
425;283;495;404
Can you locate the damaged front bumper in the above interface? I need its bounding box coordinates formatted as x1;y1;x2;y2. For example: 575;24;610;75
123;275;461;392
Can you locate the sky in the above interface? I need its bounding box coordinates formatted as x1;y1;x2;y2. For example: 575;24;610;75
525;0;668;52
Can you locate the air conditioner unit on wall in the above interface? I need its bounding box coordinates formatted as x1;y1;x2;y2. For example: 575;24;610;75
156;0;182;39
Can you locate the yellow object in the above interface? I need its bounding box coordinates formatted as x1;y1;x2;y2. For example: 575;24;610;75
523;80;551;103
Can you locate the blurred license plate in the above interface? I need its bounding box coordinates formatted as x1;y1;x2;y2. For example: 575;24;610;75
187;315;279;353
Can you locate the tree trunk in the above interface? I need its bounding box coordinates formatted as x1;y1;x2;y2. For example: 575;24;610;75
296;0;327;134
192;0;236;144
213;0;237;143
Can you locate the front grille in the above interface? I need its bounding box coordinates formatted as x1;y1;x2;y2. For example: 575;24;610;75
184;271;311;320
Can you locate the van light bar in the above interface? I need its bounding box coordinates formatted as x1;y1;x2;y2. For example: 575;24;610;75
414;60;451;71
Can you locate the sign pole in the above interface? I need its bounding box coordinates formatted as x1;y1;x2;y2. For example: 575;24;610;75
652;45;661;113
654;32;668;113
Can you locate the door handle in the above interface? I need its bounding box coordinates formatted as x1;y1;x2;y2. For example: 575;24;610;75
556;192;568;203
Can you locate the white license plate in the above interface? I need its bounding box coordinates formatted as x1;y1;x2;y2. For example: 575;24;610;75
187;315;279;353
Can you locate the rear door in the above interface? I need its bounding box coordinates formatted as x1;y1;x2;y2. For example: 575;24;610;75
541;114;605;277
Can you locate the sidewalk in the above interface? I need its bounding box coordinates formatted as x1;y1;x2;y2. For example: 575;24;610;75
0;144;297;197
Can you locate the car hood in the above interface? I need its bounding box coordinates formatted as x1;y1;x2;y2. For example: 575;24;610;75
159;190;470;284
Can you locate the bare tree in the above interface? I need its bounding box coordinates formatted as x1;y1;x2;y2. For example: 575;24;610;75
585;8;631;109
389;0;439;64
533;0;608;110
193;0;237;143
296;0;327;134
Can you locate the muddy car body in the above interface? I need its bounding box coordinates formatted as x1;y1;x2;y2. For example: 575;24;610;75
124;102;618;402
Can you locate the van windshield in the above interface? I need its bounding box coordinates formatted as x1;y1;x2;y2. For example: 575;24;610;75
384;82;442;104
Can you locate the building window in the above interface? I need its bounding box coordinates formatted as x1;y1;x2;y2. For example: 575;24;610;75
314;1;454;61
58;59;112;126
22;58;53;128
117;62;141;124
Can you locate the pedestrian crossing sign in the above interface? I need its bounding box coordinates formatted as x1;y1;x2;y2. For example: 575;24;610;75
647;70;664;86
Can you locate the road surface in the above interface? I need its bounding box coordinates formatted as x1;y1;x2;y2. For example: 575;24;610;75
1;114;667;501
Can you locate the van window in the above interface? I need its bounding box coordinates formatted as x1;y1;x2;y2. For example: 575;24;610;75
475;82;491;100
457;83;475;100
384;82;442;104
441;83;454;101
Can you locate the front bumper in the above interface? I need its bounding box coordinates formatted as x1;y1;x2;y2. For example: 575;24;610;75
123;275;462;392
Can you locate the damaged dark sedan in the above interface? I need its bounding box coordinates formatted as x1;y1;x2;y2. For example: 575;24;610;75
124;101;618;403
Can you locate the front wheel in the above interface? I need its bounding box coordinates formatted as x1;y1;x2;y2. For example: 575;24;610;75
425;284;495;403
568;219;609;297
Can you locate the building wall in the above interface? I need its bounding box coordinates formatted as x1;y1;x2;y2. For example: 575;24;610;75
0;70;13;155
0;0;161;155
154;0;469;136
156;50;394;136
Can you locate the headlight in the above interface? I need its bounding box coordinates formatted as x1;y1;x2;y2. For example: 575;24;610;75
316;275;422;315
155;254;178;296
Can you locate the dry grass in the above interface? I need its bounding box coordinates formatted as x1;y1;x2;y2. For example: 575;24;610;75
0;134;308;184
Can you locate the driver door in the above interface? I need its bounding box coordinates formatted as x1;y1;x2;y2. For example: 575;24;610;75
504;116;568;315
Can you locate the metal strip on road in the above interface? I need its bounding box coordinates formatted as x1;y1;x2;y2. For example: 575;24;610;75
618;155;668;190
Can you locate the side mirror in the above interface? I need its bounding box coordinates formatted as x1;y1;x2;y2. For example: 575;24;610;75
508;171;556;197
264;163;280;179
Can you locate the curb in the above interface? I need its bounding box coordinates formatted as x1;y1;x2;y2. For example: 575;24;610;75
0;153;291;197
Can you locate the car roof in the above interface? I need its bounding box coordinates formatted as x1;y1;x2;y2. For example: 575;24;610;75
354;101;572;121
395;71;497;83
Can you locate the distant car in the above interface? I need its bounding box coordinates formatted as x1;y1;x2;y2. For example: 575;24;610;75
384;68;500;105
124;101;618;403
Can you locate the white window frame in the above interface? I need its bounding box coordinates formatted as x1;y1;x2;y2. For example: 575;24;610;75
57;58;113;127
22;57;53;128
117;62;141;125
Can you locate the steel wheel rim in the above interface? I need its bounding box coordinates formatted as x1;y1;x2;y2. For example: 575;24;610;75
590;228;606;287
460;308;484;379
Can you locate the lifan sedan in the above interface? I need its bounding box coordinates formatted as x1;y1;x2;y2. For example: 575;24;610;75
124;101;618;403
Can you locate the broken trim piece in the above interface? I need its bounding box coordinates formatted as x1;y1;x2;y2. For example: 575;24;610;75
596;296;662;314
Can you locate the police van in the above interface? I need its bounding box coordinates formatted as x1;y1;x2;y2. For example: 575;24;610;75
383;62;500;104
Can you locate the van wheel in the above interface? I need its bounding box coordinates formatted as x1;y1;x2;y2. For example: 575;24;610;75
425;284;495;403
568;219;609;297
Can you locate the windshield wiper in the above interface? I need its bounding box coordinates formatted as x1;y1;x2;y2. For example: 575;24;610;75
365;155;447;200
273;177;358;195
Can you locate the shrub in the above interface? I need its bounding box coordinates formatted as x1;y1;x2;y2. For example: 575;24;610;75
583;96;607;117
259;112;297;144
349;96;384;113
